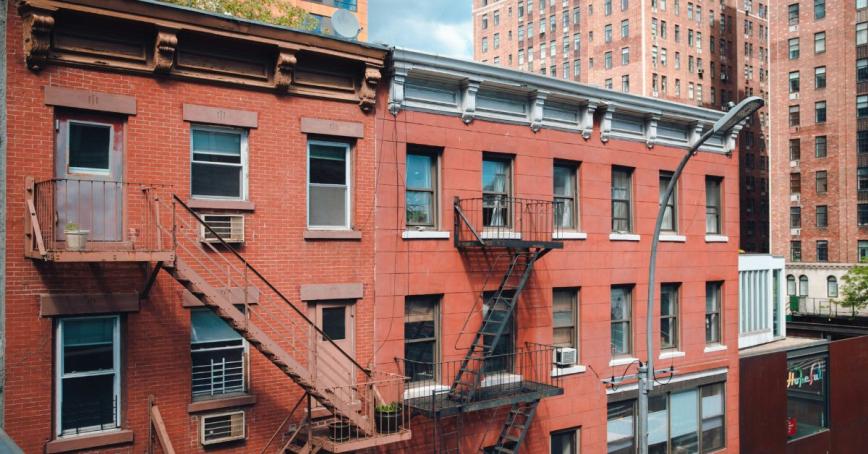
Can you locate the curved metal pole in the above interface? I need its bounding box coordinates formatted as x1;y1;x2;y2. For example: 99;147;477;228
638;128;714;454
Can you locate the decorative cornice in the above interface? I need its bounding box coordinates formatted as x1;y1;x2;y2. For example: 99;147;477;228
388;67;408;116
460;78;481;124
529;90;547;133
153;29;178;74
359;65;381;112
580;103;596;140
274;49;297;93
20;4;55;72
645;114;660;149
599;105;614;143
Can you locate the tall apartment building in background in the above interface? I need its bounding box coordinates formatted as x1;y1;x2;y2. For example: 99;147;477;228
770;0;868;308
291;0;368;40
472;0;770;253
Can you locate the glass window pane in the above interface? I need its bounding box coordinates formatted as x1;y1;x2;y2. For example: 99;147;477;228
701;384;725;452
483;159;511;193
63;318;114;374
191;163;242;198
671;389;699;451
607;401;635;454
310;146;347;185
309;186;347;227
69;123;111;170
61;374;117;434
407;153;433;189
787;355;828;440
322;307;346;340
554;165;575;196
649;395;669;454
192;129;241;155
191;309;242;344
551;430;576;454
406;191;433;226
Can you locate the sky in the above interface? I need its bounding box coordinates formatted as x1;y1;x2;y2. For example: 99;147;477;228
367;0;473;59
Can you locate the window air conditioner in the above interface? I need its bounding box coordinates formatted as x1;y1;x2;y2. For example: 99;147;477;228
553;347;578;367
201;411;246;445
200;214;245;244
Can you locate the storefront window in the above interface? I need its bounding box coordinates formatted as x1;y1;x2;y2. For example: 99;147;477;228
787;353;829;441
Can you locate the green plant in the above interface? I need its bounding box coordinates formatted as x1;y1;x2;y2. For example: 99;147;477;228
65;223;80;232
375;402;400;413
840;263;868;311
159;0;317;30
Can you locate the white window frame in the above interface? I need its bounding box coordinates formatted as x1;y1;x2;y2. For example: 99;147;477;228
66;120;114;176
190;308;249;399
307;139;352;230
190;124;249;201
55;315;121;438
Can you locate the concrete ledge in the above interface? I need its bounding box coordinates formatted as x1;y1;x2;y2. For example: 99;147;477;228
609;356;639;367
554;231;588;240
304;230;362;240
552;364;587;377
46;430;134;453
609;233;641;242
187;199;255;211
402;230;450;239
705;234;729;243
659;234;687;242
704;344;728;353
40;293;139;317
301;117;364;138
183;104;258;128
44;86;136;115
659;350;686;360
188;394;256;413
300;282;363;301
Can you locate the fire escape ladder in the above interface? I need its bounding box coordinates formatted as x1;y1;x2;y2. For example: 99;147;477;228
490;400;540;454
450;248;544;402
434;411;463;454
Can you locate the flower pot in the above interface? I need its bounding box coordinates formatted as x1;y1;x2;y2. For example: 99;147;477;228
328;419;353;442
375;408;403;434
65;230;89;251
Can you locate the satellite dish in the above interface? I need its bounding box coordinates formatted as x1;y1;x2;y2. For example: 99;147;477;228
332;9;361;39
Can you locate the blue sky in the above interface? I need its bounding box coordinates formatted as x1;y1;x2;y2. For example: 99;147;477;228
368;0;473;58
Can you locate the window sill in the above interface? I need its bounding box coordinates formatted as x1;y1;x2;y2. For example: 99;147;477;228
659;350;686;360
705;234;729;243
46;430;134;454
704;344;728;353
481;231;522;239
659;234;686;242
554;231;588;240
609;233;640;242
552;364;587;377
187;198;255;211
481;372;523;387
403;384;450;400
609;356;639;367
188;393;257;413
402;230;450;240
304;230;362;241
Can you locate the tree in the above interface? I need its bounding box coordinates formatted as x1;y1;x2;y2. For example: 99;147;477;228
160;0;317;30
840;264;868;311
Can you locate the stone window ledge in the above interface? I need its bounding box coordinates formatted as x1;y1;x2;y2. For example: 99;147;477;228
46;430;134;453
188;393;257;413
304;230;362;240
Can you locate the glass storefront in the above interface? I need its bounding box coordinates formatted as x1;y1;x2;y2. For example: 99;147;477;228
786;353;829;440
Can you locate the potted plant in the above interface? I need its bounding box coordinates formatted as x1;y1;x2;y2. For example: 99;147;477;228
374;402;403;434
328;418;353;442
64;223;89;251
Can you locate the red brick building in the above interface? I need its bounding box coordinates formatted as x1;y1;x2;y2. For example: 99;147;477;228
379;49;742;453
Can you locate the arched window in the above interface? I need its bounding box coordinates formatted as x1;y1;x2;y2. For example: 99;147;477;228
827;276;838;298
787;275;796;296
799;275;809;296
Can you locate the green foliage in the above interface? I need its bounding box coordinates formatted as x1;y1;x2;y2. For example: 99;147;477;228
375;402;400;413
840;264;868;310
160;0;317;30
64;223;79;231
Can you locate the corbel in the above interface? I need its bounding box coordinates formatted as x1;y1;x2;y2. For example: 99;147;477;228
688;121;706;148
359;64;382;112
460;78;481;124
274;48;297;93
580;102;597;140
529;90;548;133
20;4;56;72
388;67;408;116
725;122;745;156
599;104;614;143
645;114;660;149
153;28;178;74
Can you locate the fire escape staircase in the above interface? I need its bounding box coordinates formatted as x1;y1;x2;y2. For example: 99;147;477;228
489;401;539;454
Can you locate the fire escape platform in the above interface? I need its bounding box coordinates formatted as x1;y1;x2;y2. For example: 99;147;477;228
455;238;564;249
27;249;175;263
309;429;413;453
404;381;563;418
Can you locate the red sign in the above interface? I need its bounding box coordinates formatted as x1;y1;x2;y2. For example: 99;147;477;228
787;417;798;437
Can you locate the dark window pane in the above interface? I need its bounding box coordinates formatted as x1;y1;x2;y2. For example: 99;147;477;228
69;123;111;170
310;147;347;185
191;163;242;198
61;374;116;434
322;307;346;340
407;154;433;189
192;129;241;154
405;320;435;340
309;186;347;227
406;191;433;226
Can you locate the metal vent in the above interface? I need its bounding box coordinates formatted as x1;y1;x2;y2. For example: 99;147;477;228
200;411;245;445
200;214;245;243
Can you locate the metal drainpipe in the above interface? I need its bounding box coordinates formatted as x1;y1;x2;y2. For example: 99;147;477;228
0;0;8;426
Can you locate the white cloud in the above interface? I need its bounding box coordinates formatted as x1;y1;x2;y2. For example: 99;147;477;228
368;0;472;58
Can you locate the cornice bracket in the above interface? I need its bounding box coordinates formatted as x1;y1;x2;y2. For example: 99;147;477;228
388;68;408;116
529;90;548;133
153;29;178;74
600;105;614;143
20;4;56;72
274;49;298;94
460;78;481;124
359;64;382;112
580;103;597;140
645;114;660;149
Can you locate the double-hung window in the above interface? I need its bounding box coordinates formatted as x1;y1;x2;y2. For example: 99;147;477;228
611;167;633;233
815;136;827;158
815;101;827;123
191;126;247;200
815;66;826;89
659;172;677;232
404;295;439;383
792;241;803;262
817;240;829;262
661;284;679;350
816;205;828;228
814;32;825;54
191;308;246;399
705;176;722;234
553;288;579;350
56;316;121;437
308;140;351;229
554;162;579;230
859;59;868;82
705;282;722;344
859;167;868;191
858;22;868;45
610;285;633;356
406;147;439;228
482;155;513;228
859;95;868;118
816;170;828;194
551;428;580;454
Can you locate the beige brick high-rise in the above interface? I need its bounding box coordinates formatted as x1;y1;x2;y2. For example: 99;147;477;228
472;0;769;253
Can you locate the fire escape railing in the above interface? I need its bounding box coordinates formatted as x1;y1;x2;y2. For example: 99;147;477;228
453;196;563;247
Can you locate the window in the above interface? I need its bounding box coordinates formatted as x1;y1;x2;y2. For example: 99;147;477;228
788;3;799;25
553;288;579;350
660;284;679;350
859;95;868;117
705;177;722;234
791;172;801;194
607;401;635;454
859;167;868;191
56;316;120;437
191;308;246;398
815;0;825;18
483;291;515;372
551;428;580;454
621;47;630;65
814;32;825;54
406;147;439;228
482;37;488;53
789;139;801;161
787;353;829;440
554;163;579;229
605;51;613;69
816;171;828;194
788;71;800;93
827;276;838;297
621;75;630;93
815;136;827;158
611;167;633;233
860;0;868;9
610;286;632;356
605;0;613;15
791;207;801;229
482;155;512;227
788;38;799;60
659;172;677;232
799;275;809;296
605;24;613;42
191;126;247;200
494;33;500;49
482;13;488;29
789;105;800;127
404;295;439;383
815;101;826;123
858;59;868;82
815;66;826;89
817;240;829;261
816;205;828;228
792;241;803;262
67;121;111;175
705;282;722;344
859;240;868;262
494;9;500;25
308;140;351;229
787;275;797;296
858;22;868;45
621;19;629;38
